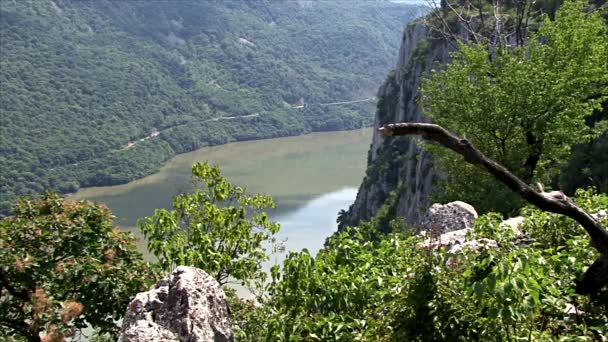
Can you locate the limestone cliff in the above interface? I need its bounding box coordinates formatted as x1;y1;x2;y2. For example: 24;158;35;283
341;22;452;231
342;14;608;231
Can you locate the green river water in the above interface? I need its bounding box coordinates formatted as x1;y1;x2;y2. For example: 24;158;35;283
70;128;372;258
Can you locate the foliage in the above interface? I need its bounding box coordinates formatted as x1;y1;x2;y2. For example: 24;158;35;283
561;104;608;195
420;0;608;214
225;288;269;342
263;224;419;341
0;193;154;341
231;190;608;341
0;0;426;214
139;162;281;288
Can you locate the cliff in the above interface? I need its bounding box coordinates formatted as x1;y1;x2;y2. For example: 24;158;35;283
342;15;607;232
341;22;452;231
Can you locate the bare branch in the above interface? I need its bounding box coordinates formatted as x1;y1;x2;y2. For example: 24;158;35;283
380;122;608;295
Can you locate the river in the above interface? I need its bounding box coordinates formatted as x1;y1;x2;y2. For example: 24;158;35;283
70;128;372;259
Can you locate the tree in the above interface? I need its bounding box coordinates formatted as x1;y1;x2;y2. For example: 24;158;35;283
0;193;154;342
381;122;608;295
138;162;281;288
419;0;608;213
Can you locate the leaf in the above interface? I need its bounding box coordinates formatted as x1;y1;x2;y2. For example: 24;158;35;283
473;281;485;302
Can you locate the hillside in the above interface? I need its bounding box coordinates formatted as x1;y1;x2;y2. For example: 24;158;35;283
0;0;427;213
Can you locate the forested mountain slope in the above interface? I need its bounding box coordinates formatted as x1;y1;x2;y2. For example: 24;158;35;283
0;0;426;213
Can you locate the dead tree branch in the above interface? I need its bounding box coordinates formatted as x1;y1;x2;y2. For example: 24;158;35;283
380;122;608;295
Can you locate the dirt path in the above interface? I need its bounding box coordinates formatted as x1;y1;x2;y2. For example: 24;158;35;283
315;97;375;106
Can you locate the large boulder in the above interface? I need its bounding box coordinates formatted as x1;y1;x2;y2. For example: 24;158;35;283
420;201;478;234
419;201;501;253
500;216;525;238
119;266;233;342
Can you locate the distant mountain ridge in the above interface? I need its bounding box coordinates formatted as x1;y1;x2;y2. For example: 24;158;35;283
0;0;427;213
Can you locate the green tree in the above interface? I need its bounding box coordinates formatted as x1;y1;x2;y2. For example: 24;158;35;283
242;191;607;341
0;193;154;342
138;162;281;288
420;0;608;213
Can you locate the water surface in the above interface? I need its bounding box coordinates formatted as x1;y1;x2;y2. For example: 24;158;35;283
71;129;371;257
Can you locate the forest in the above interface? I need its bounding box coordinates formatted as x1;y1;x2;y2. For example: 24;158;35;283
0;0;425;214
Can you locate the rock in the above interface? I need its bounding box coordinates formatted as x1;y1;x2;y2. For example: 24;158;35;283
448;238;498;254
420;201;478;234
119;266;233;342
420;228;499;254
500;216;525;238
420;228;469;250
592;209;607;221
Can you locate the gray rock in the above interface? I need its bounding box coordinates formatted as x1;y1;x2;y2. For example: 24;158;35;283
120;266;233;342
420;201;478;234
592;209;607;221
448;238;498;254
420;228;469;249
500;216;525;238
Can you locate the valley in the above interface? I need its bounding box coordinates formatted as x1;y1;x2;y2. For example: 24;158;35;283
0;0;426;214
3;0;606;340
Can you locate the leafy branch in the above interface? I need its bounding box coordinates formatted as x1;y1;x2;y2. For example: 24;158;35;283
381;122;608;295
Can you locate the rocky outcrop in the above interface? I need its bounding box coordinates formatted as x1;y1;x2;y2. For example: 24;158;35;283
341;22;453;231
419;201;497;253
420;201;478;234
417;201;540;253
500;216;525;238
119;266;233;342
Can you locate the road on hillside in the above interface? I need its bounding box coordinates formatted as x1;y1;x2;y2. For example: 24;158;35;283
119;96;376;150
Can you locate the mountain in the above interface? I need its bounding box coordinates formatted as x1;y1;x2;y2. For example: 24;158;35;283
340;4;607;232
0;0;427;213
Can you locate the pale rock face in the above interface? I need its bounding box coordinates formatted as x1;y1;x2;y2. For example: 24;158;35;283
419;201;479;252
448;238;498;254
419;201;522;254
344;22;452;229
420;227;468;251
420;201;478;234
418;202;535;254
500;216;525;238
119;266;233;342
592;209;607;221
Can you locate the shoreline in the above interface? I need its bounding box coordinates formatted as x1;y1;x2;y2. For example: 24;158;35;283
69;127;373;201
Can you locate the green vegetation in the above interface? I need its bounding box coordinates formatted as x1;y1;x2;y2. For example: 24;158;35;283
0;0;425;214
0;194;154;341
139;162;281;288
2;172;607;341
241;190;607;340
2;1;607;341
420;0;608;214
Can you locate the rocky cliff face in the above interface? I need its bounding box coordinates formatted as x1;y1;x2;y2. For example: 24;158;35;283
341;22;453;231
343;15;607;232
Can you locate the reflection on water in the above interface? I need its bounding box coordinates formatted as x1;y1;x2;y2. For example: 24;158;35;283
71;129;371;259
274;188;357;257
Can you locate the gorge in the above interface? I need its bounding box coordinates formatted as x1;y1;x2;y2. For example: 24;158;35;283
0;0;427;214
2;0;607;340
